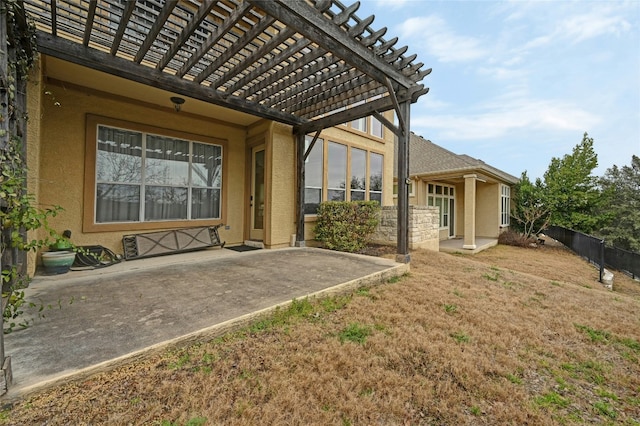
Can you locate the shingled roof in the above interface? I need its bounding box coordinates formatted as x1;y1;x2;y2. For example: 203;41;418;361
395;132;519;184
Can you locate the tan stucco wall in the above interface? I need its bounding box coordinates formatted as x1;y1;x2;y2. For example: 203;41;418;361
476;182;500;238
25;61;44;276
33;78;248;256
24;57;400;271
267;122;297;248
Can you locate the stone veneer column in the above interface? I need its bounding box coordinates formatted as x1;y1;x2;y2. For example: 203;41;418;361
463;174;477;249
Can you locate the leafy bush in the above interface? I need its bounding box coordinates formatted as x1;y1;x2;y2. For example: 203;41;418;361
314;201;380;252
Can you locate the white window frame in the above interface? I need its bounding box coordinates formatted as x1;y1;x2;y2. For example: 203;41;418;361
427;183;455;229
500;184;511;227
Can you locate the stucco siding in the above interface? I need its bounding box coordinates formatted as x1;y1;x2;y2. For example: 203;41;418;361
34;78;247;255
25;62;44;275
268;122;296;248
476;182;500;238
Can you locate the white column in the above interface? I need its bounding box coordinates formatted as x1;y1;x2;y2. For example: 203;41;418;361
463;174;477;249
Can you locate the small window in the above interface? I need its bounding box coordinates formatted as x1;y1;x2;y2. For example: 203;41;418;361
370;116;383;138
393;181;414;197
501;184;511;226
350;101;367;132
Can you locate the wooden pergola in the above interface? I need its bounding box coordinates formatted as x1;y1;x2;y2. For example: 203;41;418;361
4;0;431;253
25;0;431;259
1;0;431;391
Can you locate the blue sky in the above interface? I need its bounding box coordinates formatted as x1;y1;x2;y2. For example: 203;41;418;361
357;0;640;179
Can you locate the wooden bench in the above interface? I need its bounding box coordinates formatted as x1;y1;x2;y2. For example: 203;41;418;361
122;225;225;260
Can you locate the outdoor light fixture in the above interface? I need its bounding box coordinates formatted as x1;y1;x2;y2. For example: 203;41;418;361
170;96;185;112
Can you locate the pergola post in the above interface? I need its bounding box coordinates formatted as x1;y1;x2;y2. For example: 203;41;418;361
0;5;10;395
396;101;411;263
295;132;306;247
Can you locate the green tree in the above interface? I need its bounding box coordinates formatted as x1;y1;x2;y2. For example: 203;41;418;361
597;155;640;252
511;171;550;238
543;132;604;234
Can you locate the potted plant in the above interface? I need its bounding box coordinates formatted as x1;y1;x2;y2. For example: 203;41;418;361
41;230;76;274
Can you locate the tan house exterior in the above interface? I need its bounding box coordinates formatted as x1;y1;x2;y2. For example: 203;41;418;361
1;0;435;283
25;56;396;273
394;133;518;251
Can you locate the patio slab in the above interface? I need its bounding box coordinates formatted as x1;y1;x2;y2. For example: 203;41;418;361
439;238;498;254
2;247;407;400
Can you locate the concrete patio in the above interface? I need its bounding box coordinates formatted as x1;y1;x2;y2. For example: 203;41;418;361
2;247;408;400
439;238;498;254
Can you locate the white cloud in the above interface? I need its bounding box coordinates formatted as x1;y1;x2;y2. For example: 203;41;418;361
505;2;633;52
411;98;600;141
561;11;632;44
477;66;527;81
397;15;487;63
374;0;408;10
416;93;451;110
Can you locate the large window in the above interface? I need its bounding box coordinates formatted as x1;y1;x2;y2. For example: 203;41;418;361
428;183;455;228
95;122;222;224
369;152;383;204
350;148;366;201
304;137;323;215
304;136;384;214
501;184;511;226
328;142;347;201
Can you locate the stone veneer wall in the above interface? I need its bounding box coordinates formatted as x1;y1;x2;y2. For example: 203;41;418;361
372;205;440;251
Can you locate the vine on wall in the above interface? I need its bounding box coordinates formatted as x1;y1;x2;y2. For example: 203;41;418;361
1;1;64;332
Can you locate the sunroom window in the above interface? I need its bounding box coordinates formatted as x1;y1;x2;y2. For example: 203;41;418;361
303;136;384;215
350;148;366;201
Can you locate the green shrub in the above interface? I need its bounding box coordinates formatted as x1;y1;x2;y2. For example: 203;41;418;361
314;201;380;252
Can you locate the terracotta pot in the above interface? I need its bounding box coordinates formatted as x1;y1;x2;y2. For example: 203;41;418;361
41;251;76;275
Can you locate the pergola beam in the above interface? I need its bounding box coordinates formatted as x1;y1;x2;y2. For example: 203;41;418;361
82;1;97;46
110;1;137;56
294;85;427;134
36;31;306;126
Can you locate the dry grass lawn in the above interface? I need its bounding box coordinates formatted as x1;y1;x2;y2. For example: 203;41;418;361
1;244;639;425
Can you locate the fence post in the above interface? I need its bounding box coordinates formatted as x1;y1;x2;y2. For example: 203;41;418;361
599;239;605;283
